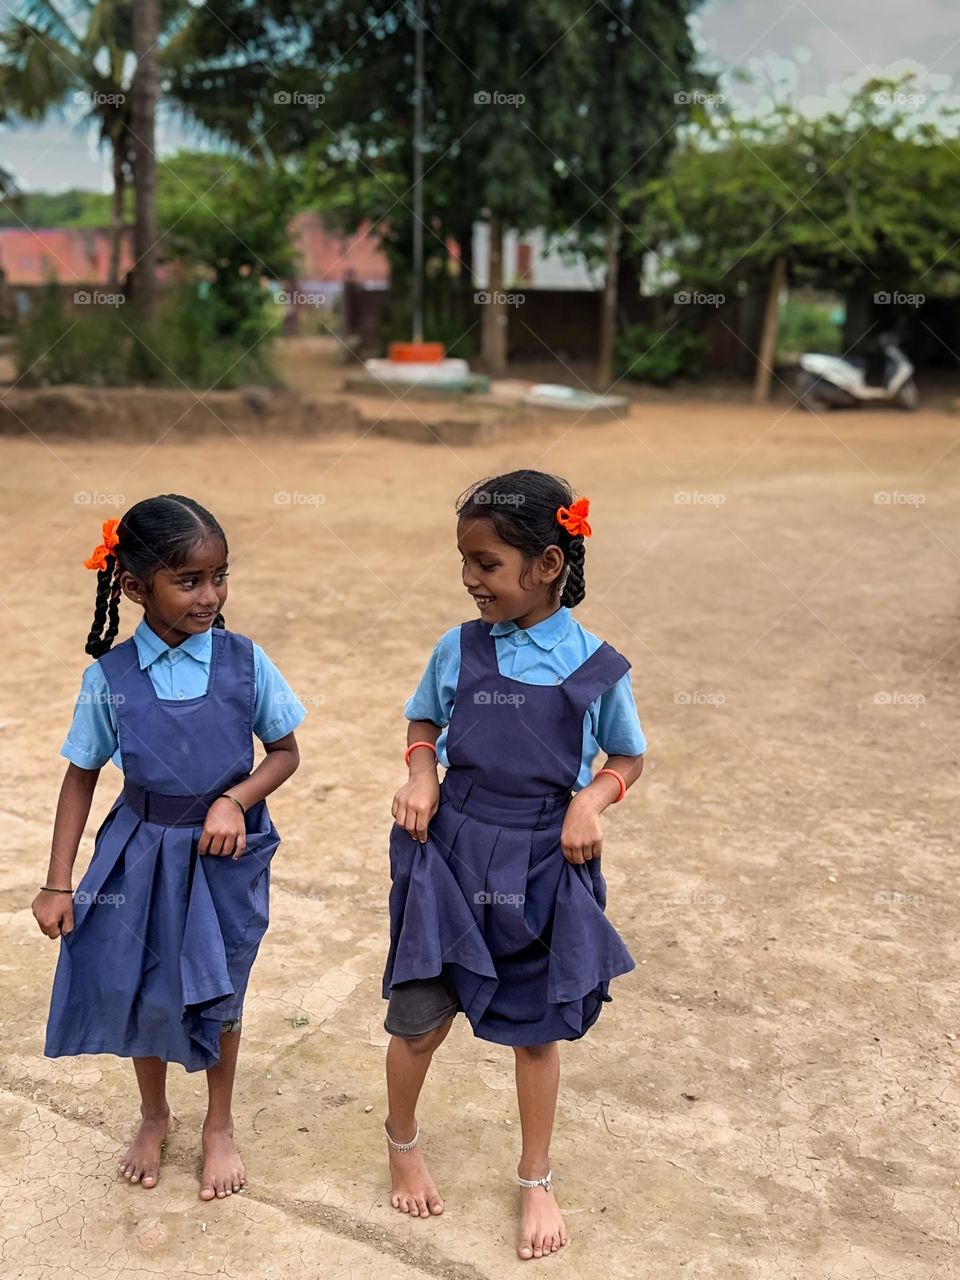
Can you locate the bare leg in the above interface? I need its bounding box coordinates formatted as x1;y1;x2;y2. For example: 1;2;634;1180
200;1026;246;1200
118;1057;174;1189
385;1015;454;1216
514;1042;567;1260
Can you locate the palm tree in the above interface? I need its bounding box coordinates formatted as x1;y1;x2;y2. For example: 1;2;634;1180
0;1;195;290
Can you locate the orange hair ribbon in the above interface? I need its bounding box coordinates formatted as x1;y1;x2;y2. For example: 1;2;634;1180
83;517;121;571
556;497;592;538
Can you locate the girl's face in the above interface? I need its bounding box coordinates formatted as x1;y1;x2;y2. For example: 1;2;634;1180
457;516;564;629
120;534;229;646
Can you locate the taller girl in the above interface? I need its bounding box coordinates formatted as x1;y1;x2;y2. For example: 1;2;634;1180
34;495;305;1200
382;470;646;1260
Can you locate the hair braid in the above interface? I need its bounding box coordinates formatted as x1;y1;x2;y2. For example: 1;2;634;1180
559;535;586;607
85;555;121;658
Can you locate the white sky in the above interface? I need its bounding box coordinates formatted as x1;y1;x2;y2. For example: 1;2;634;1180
0;0;957;192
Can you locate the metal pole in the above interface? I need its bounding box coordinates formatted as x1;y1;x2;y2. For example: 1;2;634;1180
412;0;424;343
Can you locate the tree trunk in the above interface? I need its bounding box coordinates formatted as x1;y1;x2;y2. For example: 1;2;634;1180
480;217;507;378
597;205;621;388
109;138;125;289
130;0;160;320
753;254;786;403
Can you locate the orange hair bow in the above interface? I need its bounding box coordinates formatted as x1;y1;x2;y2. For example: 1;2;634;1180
556;497;592;538
83;517;121;571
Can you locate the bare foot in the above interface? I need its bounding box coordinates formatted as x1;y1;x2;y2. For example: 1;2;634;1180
199;1121;246;1200
118;1108;174;1189
517;1171;567;1260
385;1117;444;1216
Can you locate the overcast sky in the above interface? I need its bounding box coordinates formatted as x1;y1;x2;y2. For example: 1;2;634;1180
0;0;958;193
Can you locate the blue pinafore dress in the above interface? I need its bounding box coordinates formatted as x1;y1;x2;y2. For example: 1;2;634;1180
44;628;281;1072
382;619;637;1045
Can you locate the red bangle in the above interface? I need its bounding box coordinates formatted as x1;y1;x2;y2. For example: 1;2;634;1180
404;740;438;767
596;767;626;803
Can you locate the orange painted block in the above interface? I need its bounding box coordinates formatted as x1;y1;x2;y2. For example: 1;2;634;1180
388;341;445;363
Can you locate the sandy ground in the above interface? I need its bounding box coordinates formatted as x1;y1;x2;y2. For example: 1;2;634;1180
2;344;959;1279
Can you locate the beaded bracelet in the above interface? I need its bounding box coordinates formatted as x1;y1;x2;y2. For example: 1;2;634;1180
596;767;627;803
404;740;438;767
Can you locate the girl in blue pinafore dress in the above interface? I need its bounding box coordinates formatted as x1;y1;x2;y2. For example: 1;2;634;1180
33;495;305;1202
381;470;647;1261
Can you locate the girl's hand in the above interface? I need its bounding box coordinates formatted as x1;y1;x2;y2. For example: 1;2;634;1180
560;792;604;864
32;889;74;938
199;798;247;859
392;774;440;843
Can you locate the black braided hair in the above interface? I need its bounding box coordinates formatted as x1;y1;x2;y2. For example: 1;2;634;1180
85;495;228;657
455;470;587;608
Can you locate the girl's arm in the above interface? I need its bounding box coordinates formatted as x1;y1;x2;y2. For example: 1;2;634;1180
200;730;301;858
33;763;101;937
561;753;645;864
392;719;442;842
578;753;645;810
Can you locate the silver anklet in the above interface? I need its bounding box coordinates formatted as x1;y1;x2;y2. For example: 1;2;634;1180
384;1121;419;1153
518;1169;552;1191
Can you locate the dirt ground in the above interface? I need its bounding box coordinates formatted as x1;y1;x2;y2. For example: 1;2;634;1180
1;341;959;1280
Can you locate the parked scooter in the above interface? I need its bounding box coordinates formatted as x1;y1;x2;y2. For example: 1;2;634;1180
795;333;918;411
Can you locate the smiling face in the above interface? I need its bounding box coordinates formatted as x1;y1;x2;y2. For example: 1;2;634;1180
457;515;565;630
119;533;229;647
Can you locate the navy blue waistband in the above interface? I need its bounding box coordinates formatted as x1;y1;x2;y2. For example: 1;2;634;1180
122;780;250;827
440;768;571;829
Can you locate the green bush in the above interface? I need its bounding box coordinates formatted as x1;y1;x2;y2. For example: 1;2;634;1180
777;296;842;357
15;282;281;389
615;321;706;384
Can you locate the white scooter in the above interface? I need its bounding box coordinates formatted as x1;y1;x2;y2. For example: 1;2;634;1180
795;336;918;411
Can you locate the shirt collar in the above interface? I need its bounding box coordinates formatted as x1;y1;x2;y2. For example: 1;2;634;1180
134;617;213;670
490;606;573;651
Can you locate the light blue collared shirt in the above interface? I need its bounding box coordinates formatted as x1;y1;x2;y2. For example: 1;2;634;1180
404;606;646;791
61;619;307;772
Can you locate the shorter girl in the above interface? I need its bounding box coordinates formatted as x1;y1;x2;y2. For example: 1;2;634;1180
34;495;305;1200
381;470;646;1261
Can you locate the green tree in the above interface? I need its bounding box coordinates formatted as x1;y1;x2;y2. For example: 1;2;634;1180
637;78;960;397
0;1;201;286
543;0;708;385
